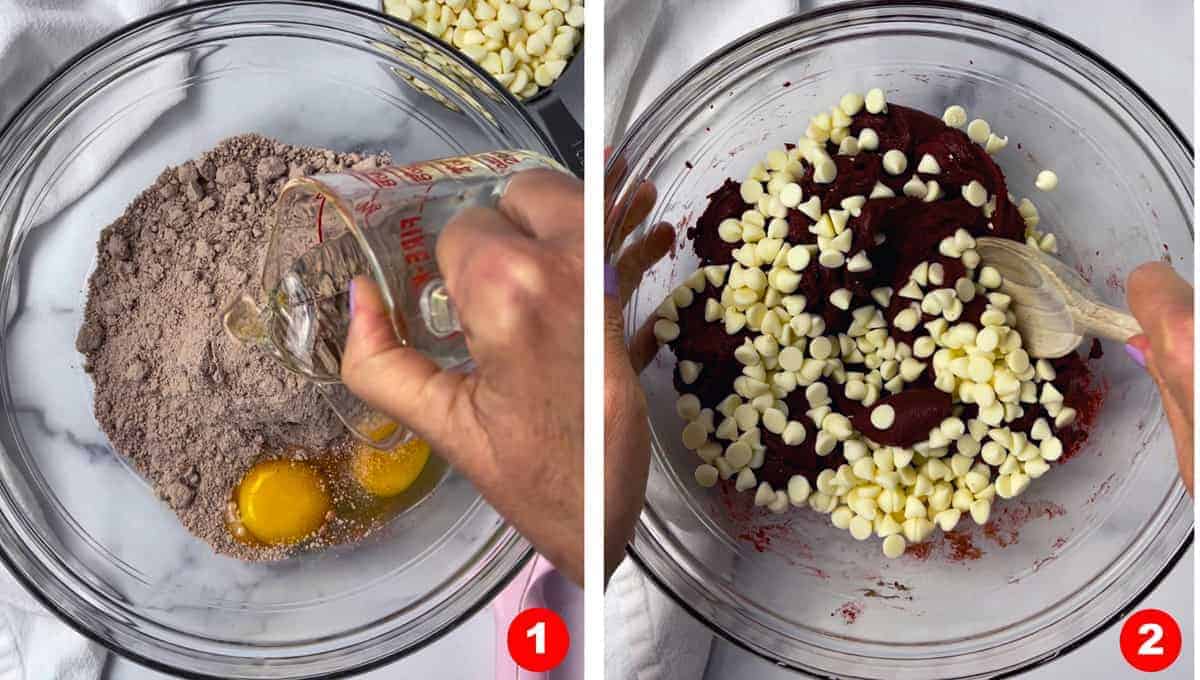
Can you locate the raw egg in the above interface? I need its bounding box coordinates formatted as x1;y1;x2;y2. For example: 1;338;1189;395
351;435;432;497
236;459;330;545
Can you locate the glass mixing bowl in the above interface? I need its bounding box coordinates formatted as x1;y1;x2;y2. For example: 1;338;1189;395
0;1;566;677
607;3;1193;678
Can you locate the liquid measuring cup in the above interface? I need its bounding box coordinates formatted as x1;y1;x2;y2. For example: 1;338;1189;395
223;149;565;448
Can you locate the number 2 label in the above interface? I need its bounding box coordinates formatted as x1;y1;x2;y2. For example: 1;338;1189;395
1121;609;1181;672
508;608;569;672
1138;623;1164;657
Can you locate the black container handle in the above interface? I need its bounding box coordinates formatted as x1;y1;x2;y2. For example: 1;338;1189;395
530;93;584;178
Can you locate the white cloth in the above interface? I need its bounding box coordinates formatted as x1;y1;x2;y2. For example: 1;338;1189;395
602;0;663;143
604;2;805;679
0;582;105;680
0;0;187;224
0;1;186;678
605;560;714;680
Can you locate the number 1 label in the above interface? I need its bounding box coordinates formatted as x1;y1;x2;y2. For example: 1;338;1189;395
507;607;569;672
527;620;546;655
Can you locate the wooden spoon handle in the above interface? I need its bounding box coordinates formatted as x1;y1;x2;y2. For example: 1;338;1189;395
1069;297;1143;343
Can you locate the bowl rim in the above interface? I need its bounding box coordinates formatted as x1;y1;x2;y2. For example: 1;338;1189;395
0;0;548;677
611;0;1194;676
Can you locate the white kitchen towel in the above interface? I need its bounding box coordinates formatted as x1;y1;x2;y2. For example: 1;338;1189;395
0;1;188;678
0;578;105;680
605;559;715;680
0;0;188;226
602;0;663;144
604;0;804;145
604;2;808;679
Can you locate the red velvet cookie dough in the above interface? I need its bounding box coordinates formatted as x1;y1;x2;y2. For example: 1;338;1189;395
661;88;1100;558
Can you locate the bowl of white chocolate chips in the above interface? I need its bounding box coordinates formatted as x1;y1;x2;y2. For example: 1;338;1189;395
609;4;1191;677
382;0;583;101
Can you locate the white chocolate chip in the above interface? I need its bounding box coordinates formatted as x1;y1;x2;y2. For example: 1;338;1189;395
676;394;701;420
923;180;942;203
881;534;906;558
819;250;845;268
882;149;908;175
1040;382;1064;405
1035;170;1058;191
902;175;927;199
869;181;894;199
985;133;1008;154
695;464;719;487
679;361;702;385
864;88;887;114
718;218;742;243
846;251;873;273
703;298;723;323
796;196;822;222
839;92;865;115
942;105;967;128
654;319;680;343
681;421;708;450
740;180;764;204
753;482;775;506
962;180;987;207
829;288;853;310
726;440;753;468
858;128;880;151
966;118;991;143
762;408;787;434
813;158;838;184
672;285;695;308
870;404;896;430
917;153;941;174
1040;436;1064;461
782;420;807;446
779;182;803;208
1055;407;1077;428
735;467;757;492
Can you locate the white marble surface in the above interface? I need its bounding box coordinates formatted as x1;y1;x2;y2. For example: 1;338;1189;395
606;1;1193;679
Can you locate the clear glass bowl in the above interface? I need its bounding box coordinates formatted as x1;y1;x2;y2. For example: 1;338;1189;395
0;2;565;677
607;4;1193;678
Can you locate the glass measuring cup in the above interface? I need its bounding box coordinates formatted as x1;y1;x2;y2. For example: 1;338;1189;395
223;149;564;448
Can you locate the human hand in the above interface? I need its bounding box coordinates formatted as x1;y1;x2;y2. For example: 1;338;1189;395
604;158;674;583
1126;262;1194;495
341;169;585;584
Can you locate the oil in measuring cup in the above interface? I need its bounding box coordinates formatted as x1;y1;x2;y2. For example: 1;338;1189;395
223;150;565;447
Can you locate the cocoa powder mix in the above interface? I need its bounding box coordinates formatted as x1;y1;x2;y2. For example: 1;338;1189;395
77;134;389;560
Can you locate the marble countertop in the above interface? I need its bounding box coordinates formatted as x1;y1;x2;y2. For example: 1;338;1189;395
607;0;1193;678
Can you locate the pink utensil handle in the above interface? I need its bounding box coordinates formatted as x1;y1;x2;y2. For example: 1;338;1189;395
493;554;556;680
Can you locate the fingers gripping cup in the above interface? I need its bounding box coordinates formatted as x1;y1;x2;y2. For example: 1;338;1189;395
223;150;564;448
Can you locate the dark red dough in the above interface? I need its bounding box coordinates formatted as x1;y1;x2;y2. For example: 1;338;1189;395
759;428;847;489
671;101;1097;487
688;179;741;265
668;281;747;408
850;389;954;447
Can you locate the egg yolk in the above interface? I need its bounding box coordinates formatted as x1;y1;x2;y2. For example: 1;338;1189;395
236;460;330;545
351;436;431;497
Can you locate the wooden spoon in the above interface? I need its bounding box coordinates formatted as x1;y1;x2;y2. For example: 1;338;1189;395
974;237;1142;359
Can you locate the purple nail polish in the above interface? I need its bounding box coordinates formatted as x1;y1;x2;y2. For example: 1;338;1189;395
349;279;357;318
1124;343;1146;368
604;264;619;297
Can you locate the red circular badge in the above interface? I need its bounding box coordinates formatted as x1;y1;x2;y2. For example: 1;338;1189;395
507;607;570;672
1120;609;1181;672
